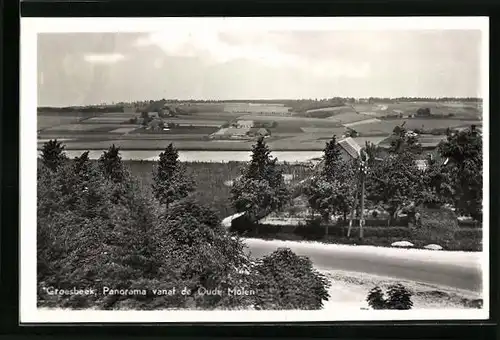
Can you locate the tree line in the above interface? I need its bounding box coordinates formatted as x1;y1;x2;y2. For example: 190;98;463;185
230;124;483;239
37;141;330;310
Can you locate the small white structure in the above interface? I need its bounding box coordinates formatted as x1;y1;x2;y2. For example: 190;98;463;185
221;212;245;228
391;241;414;248
236;120;254;128
424;244;443;251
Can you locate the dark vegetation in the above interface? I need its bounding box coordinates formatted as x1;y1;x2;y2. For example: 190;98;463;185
230;124;483;251
37;140;329;310
366;284;413;310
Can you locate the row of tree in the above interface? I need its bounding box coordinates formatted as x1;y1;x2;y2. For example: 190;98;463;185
37;141;331;310
229;124;483;239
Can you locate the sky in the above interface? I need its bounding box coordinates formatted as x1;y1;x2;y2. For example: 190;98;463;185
37;29;483;107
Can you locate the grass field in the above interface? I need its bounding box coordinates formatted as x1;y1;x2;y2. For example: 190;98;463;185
224;103;291;114
126;160;312;218
352;102;481;119
38;112;99;130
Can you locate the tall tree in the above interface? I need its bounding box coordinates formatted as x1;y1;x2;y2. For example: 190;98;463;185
438;126;483;221
152;143;195;208
40;139;68;171
231;137;290;221
390;123;422;155
98;144;127;183
320;135;342;180
366;151;424;225
304;135;357;236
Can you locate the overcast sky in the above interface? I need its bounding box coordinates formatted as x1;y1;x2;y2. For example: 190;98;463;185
37;30;482;106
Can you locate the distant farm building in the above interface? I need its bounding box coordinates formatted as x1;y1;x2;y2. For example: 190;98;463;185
247;127;271;138
210;127;251;139
236;120;254;128
337;137;363;161
147;119;164;131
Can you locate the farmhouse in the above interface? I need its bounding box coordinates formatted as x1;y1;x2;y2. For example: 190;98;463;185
147;119;164;131
247;127;271;138
337;137;363;161
236;120;254;128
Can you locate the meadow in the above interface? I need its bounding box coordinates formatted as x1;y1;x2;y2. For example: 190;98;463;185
37;100;482;152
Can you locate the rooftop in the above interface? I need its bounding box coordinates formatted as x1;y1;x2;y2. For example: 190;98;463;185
338;137;362;159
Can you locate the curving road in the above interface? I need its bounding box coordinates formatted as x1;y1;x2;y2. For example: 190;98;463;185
243;238;484;293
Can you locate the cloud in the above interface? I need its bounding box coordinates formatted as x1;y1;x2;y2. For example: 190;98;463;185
83;53;125;64
132;30;370;78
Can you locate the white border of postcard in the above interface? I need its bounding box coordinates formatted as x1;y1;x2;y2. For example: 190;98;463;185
20;16;490;323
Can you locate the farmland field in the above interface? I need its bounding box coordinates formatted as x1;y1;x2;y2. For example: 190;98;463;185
38;112;99;130
353;101;482;119
380;118;482;130
84;116;133;124
303;105;357;118
343;118;381;127
224;102;291;114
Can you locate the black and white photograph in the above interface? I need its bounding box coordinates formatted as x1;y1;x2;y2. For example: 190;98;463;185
20;17;489;323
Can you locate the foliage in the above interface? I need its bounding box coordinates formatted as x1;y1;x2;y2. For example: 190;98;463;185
98;144;128;183
390;123;422;155
152;143;195;208
304;136;358;228
231;138;290;221
365;152;424;223
410;208;458;247
367;284;413;310
438;126;483;221
419;156;454;208
40;139;68;171
251;248;330;310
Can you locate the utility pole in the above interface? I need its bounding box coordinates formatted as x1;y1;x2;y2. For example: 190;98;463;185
359;149;368;239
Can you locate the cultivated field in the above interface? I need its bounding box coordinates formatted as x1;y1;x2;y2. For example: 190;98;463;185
352;101;482;119
37;100;483;151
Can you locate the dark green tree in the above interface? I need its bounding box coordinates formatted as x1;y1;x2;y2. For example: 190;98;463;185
366;284;413;310
304;135;357;235
231;137;290;221
40;139;68;171
365;152;424;225
251;248;330;310
152;143;195;208
320;135;342;180
438;126;483;221
98;144;127;183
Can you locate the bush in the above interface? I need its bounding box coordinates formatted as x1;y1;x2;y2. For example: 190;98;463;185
411;208;458;245
251;248;330;310
293;218;325;240
458;220;482;228
336;217;409;227
367;284;413;310
454;228;483;240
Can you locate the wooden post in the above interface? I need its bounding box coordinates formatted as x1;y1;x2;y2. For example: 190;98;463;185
360;173;365;239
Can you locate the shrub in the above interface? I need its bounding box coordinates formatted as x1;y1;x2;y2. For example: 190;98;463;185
293;218;325;240
367;284;413;310
458;220;482;228
454;228;483;240
251;248;330;310
411;208;458;245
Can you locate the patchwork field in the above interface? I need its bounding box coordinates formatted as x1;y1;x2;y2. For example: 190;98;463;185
224;103;291;114
37;101;482;152
38;112;99;130
352;102;481;119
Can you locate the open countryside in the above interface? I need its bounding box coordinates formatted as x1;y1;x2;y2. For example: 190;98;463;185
38;98;482;153
38;96;484;312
